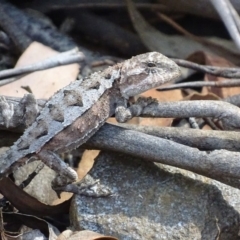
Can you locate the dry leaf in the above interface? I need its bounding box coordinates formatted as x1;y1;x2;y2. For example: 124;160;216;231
125;0;227;59
77;150;100;180
0;42;79;99
157;12;240;64
188;51;240;98
57;229;118;240
184;92;220;101
0;177;70;216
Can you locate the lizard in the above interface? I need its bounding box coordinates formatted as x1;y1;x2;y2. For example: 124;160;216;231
0;52;181;189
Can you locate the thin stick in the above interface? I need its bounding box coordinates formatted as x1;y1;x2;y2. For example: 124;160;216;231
157;79;240;90
172;58;240;78
0;48;85;85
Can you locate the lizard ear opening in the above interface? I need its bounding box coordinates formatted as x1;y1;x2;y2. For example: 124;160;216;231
146;62;156;68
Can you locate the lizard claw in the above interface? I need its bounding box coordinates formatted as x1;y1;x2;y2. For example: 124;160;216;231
53;174;113;197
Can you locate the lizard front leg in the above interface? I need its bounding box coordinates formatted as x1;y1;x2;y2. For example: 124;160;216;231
115;97;157;123
36;150;78;187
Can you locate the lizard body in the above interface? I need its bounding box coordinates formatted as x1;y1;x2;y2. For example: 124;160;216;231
0;52;180;183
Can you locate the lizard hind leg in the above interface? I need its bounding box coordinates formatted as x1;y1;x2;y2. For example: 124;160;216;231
37;152;112;198
36;150;78;188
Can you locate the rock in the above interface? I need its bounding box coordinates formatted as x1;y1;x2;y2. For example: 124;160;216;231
14;161;58;204
70;152;240;240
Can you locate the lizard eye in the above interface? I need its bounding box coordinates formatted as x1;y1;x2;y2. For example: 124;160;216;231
147;62;156;68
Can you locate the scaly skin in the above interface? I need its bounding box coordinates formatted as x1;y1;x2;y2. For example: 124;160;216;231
0;52;181;184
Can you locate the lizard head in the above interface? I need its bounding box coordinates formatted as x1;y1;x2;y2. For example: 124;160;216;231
119;52;181;98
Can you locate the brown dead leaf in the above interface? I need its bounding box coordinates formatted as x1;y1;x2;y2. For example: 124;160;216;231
157;12;240;64
188;51;240;98
0;177;70;217
52;191;73;206
77;150;100;179
126;0;240;63
57;229;118;240
0;42;79;99
183;92;220;101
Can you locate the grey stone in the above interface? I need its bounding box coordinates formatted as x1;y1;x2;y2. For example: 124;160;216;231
14;161;58;204
70;152;240;240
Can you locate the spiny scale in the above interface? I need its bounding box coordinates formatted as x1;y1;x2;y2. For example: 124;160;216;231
0;67;119;174
0;52;181;178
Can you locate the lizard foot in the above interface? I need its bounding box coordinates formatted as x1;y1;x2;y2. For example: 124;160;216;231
115;105;132;123
53;174;112;197
37;150;78;196
135;96;158;106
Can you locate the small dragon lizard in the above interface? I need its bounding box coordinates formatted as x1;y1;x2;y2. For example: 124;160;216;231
0;52;180;187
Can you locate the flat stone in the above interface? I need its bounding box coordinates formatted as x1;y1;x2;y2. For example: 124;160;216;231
70;152;240;240
14;161;58;204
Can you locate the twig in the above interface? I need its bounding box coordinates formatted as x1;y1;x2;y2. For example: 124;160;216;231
83;124;240;189
3;121;240;189
157;12;239;61
1;96;240;131
0;48;84;86
2;122;240;152
0;0;77;53
172;58;240;78
119;124;240;151
139;100;240;130
157;79;240;90
227;0;240;32
210;0;240;51
48;2;167;10
202;117;221;130
2;118;240;189
2;96;240;189
188;117;200;129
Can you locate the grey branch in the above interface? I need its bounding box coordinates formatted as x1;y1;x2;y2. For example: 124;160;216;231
157;79;240;90
210;0;240;51
172;58;240;78
1;96;240;130
84;124;240;189
0;48;85;86
120;124;240;152
140;100;240;130
2;96;240;189
2;121;240;189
